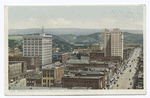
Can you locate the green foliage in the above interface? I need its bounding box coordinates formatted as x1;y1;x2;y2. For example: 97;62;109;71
77;53;89;59
58;32;143;45
53;39;75;52
9;39;16;49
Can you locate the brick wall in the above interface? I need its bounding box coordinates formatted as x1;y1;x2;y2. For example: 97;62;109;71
9;57;39;70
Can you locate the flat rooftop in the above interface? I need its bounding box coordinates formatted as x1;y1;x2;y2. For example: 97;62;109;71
23;35;52;38
42;63;64;69
27;73;42;80
77;71;104;75
63;76;103;79
66;59;89;64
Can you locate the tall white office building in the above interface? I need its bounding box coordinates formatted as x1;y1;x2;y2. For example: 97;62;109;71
104;28;123;59
23;27;52;70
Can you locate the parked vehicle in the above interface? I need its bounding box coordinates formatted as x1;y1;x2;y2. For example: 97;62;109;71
117;84;119;87
130;82;132;85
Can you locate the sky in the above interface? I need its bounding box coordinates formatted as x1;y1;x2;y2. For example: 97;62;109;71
8;5;144;30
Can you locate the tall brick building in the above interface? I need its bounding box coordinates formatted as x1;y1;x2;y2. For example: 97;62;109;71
90;52;104;61
62;76;105;89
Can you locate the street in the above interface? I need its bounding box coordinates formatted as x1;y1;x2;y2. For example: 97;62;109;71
112;48;141;89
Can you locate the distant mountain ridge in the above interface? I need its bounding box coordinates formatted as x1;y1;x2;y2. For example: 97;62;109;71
9;28;143;36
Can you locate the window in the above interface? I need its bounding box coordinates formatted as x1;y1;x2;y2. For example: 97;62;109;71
47;74;49;77
43;79;46;83
50;74;54;77
43;84;46;87
43;74;46;77
51;80;54;83
50;70;54;73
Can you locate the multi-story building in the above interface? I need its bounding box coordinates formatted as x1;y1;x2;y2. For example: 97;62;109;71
26;73;42;87
90;52;104;61
62;76;105;89
23;28;52;70
104;28;123;59
52;52;68;63
9;57;39;70
123;47;134;61
41;62;64;87
8;61;27;83
81;56;89;61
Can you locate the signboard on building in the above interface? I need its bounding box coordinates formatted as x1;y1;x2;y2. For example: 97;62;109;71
31;58;35;65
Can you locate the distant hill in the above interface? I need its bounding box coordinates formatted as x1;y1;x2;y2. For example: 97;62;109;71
58;32;143;45
8;28;143;36
123;32;143;45
8;28;143;46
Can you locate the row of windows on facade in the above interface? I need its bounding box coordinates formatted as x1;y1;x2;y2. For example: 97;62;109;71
24;54;41;56
43;79;54;83
24;52;42;56
24;51;51;54
24;41;42;43
24;46;51;49
43;70;54;73
24;44;42;46
24;46;42;48
43;74;54;77
26;81;41;84
111;50;122;51
24;38;42;40
64;80;98;84
24;49;42;51
24;43;52;45
43;84;53;87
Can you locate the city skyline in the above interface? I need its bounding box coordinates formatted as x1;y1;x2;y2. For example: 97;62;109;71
8;5;143;30
6;5;145;94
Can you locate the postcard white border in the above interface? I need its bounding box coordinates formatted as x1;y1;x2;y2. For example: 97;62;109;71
4;4;146;95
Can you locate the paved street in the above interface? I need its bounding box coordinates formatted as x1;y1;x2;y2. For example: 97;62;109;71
113;48;141;89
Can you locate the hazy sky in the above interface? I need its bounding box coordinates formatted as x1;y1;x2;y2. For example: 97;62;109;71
8;5;143;30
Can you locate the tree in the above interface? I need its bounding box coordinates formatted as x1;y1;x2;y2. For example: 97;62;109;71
77;53;82;59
